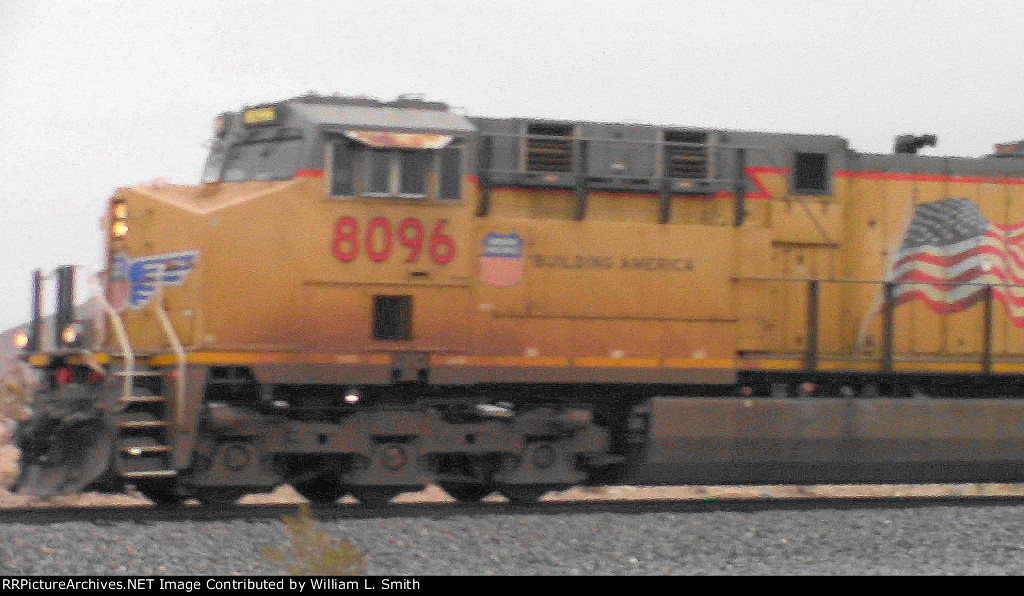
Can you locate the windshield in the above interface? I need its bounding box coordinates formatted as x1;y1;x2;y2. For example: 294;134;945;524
200;139;228;183
201;127;306;182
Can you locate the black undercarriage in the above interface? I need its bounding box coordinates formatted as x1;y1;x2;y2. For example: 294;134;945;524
14;360;1024;505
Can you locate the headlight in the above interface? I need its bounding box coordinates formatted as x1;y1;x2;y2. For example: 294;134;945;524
13;330;28;349
111;219;129;239
111;199;128;239
61;323;81;345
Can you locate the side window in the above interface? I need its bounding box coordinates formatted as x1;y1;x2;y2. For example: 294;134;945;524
330;142;354;195
792;152;830;194
399;150;430;195
367;149;391;194
330;141;462;200
438;146;461;201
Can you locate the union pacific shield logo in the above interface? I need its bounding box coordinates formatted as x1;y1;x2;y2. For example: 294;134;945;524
480;233;524;288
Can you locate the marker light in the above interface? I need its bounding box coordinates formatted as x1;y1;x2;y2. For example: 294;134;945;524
55;367;73;385
13;330;28;349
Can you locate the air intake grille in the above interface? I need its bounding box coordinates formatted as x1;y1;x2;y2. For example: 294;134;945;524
526;123;573;172
664;130;708;179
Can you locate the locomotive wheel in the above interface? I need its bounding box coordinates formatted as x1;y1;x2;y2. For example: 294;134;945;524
350;487;401;506
292;474;348;505
135;480;184;507
439;482;494;502
192;488;245;506
501;486;548;503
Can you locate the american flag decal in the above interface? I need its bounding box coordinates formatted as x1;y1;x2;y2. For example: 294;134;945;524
890;198;1024;326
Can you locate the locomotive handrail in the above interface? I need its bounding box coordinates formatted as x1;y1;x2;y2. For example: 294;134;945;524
149;268;186;437
477;129;767;150
86;271;134;403
732;275;1024;288
475;130;769;223
479;167;743;186
733;276;1022;374
26;266;127;360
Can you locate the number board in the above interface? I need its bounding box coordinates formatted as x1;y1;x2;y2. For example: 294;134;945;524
242;105;280;127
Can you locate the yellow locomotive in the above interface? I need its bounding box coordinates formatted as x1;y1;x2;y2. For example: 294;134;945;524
14;94;1024;503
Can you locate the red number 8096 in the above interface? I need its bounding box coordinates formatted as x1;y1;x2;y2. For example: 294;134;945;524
331;216;455;265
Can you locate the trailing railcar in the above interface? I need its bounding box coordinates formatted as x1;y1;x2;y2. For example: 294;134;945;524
13;93;1024;504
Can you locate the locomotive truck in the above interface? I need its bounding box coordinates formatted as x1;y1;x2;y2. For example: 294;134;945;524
13;93;1024;504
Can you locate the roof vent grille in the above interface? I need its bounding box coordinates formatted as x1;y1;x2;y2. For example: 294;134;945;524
526;123;574;172
664;130;708;179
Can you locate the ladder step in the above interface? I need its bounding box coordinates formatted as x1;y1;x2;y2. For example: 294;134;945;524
120;395;166;404
118;420;167;429
122;470;177;479
120;445;172;455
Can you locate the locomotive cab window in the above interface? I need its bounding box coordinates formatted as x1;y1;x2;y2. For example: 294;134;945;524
791;152;830;194
206;128;306;183
329;139;462;201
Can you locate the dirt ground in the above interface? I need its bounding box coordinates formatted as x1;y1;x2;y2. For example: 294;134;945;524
5;438;1024;508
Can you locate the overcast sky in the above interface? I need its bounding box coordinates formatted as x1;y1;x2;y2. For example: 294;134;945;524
1;0;1022;331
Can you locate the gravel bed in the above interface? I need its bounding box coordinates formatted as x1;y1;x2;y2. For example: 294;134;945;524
4;504;1024;575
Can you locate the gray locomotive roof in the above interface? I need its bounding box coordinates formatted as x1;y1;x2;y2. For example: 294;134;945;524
264;95;1024;177
470;115;849;146
290;102;476;135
